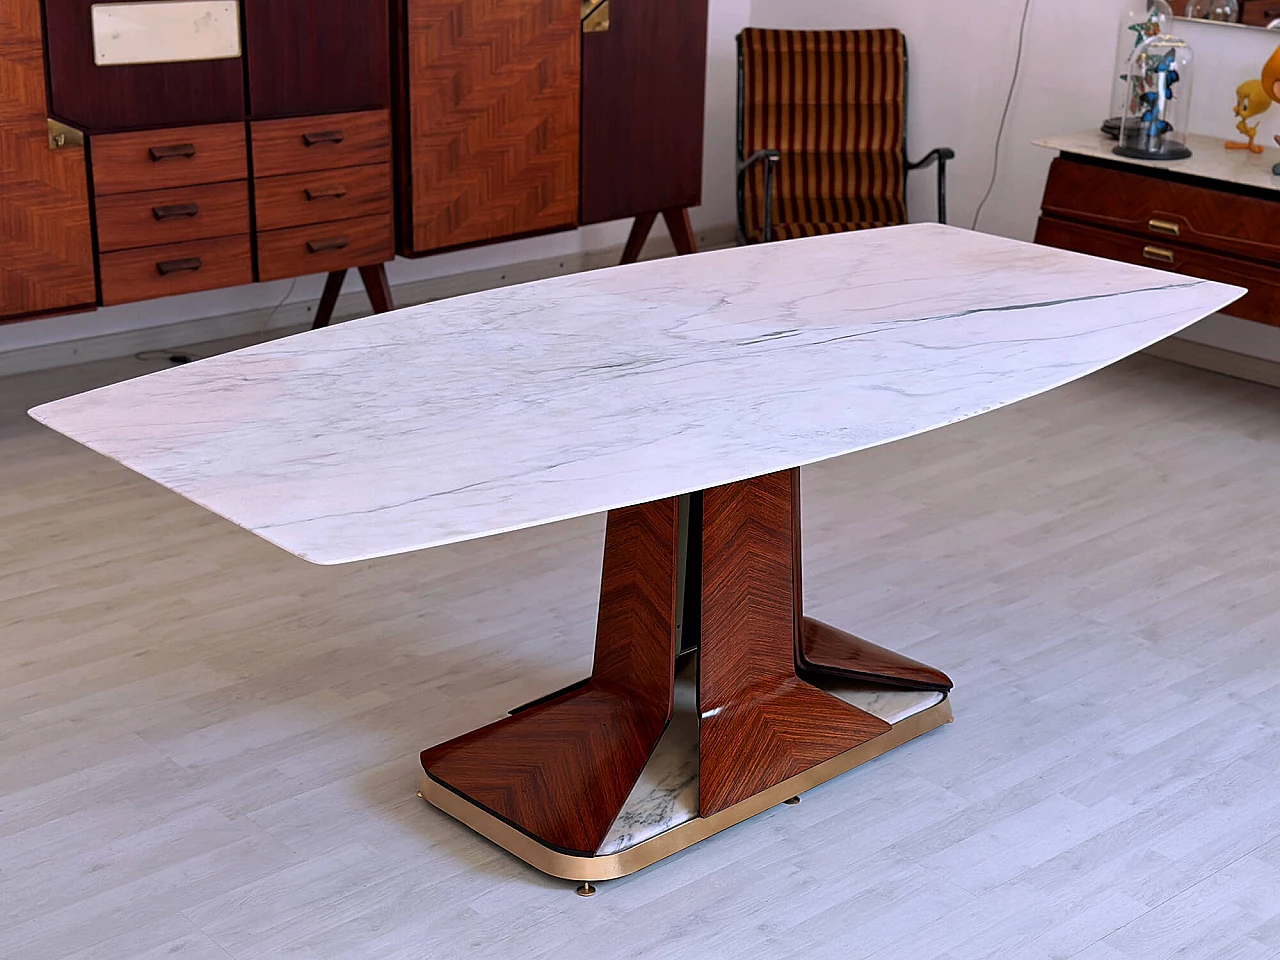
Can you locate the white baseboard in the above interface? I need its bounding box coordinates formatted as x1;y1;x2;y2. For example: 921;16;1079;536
0;224;739;378
1145;336;1280;390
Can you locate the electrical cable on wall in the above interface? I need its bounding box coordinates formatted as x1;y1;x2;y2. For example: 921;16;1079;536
972;0;1035;231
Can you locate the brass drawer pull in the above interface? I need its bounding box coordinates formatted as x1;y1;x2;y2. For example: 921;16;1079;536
1143;245;1176;264
152;202;199;221
305;185;349;202
1148;219;1180;237
307;236;349;253
156;256;203;276
149;143;197;162
302;130;345;147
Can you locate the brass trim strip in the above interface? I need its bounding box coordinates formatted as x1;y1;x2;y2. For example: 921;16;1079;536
420;697;953;882
581;0;609;32
1147;219;1180;237
47;119;85;151
1143;245;1176;264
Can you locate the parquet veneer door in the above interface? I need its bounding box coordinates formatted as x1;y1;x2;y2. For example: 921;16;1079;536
399;0;581;254
0;0;96;322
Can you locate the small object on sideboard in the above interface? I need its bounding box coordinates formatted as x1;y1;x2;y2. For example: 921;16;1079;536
1115;35;1195;161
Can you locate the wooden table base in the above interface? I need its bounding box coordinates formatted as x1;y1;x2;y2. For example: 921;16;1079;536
420;468;954;878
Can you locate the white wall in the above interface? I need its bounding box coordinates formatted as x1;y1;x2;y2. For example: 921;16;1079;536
0;0;753;356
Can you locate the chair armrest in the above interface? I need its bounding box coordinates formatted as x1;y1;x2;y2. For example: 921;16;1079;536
906;147;955;225
737;150;781;242
737;148;781;175
906;147;955;171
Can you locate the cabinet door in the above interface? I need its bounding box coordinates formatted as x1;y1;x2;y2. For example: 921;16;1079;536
400;0;580;254
0;0;96;321
580;0;708;225
43;0;245;132
243;0;391;119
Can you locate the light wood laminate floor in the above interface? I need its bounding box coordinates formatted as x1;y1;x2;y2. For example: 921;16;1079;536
3;340;1280;960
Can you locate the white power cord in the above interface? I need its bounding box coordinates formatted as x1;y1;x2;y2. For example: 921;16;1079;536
972;0;1035;230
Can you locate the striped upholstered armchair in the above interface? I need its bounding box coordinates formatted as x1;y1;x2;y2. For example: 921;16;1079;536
736;28;954;244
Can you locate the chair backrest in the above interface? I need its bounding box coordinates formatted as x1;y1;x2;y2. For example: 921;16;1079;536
738;28;908;242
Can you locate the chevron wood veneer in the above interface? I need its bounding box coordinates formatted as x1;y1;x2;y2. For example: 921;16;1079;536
421;498;678;855
697;469;893;817
0;0;96;322
401;0;580;254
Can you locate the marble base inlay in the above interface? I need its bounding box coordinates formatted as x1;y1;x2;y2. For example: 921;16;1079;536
595;667;945;857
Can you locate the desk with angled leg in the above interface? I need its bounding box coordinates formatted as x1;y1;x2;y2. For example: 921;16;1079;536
29;224;1242;885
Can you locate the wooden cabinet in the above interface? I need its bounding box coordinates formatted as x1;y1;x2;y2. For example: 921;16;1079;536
0;0;96;321
2;0;710;325
1035;155;1280;327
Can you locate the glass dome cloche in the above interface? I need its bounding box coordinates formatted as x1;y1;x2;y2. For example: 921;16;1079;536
1104;0;1175;139
1115;34;1195;160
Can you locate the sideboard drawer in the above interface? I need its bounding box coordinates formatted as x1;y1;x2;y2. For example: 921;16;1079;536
1042;157;1280;266
92;123;248;195
1241;0;1280;26
1036;216;1280;326
256;213;395;282
250;110;391;178
99;235;253;305
95;181;250;252
253;163;392;231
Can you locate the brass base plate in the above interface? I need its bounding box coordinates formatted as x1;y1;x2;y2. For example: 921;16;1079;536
419;696;953;882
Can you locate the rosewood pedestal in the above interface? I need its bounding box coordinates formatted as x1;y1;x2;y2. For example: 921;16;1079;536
419;469;953;880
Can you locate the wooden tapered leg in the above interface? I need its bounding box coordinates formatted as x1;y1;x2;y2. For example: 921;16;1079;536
661;207;696;256
620;211;658;265
359;263;394;314
697;470;892;817
422;498;679;856
312;269;347;329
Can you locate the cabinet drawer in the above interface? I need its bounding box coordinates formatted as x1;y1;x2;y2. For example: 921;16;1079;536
1042;156;1280;265
254;163;392;231
1241;0;1280;26
92;123;248;195
256;213;394;281
251;110;391;178
1035;216;1275;326
95;181;250;252
99;235;253;306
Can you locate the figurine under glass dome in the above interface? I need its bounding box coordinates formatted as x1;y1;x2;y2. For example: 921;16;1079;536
1104;1;1175;139
1115;34;1195;160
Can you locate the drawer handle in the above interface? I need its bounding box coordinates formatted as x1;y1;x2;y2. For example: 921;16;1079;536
307;236;349;253
148;143;197;162
1143;246;1176;264
305;185;349;202
1148;219;1180;237
302;130;345;147
156;256;203;276
152;202;200;221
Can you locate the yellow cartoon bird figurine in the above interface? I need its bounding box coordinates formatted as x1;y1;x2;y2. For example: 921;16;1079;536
1228;79;1271;153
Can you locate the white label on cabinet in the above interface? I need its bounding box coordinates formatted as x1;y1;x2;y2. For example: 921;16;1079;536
91;1;241;66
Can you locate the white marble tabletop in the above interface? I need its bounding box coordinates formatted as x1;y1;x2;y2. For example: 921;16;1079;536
1035;130;1280;192
31;224;1242;565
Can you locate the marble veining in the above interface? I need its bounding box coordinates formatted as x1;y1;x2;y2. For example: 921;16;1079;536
30;224;1241;565
596;668;945;857
1035;130;1280;192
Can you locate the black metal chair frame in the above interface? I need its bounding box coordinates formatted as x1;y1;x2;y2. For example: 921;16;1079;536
735;31;955;244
